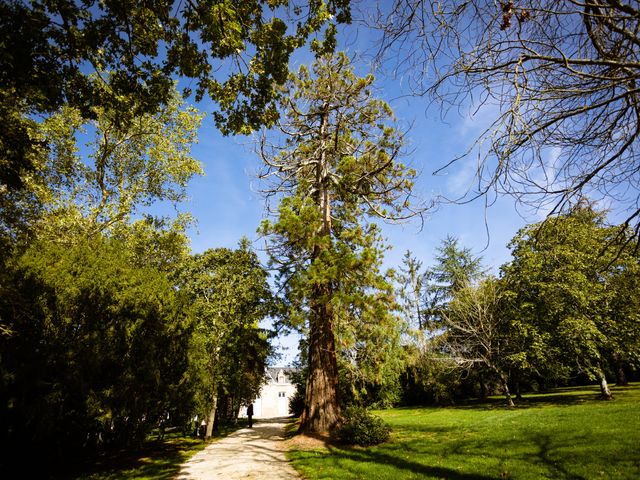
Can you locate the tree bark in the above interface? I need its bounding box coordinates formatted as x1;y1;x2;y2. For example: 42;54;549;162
615;364;628;387
300;289;341;433
503;383;515;407
479;374;487;399
514;379;523;401
613;353;629;386
205;394;218;438
598;368;613;400
500;374;515;407
299;105;341;434
488;365;514;407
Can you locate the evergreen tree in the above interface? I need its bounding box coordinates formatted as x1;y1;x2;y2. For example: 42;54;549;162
397;250;428;330
425;235;485;328
259;52;422;433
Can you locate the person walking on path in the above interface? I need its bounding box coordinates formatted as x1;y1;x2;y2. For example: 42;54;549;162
247;403;254;428
176;417;299;480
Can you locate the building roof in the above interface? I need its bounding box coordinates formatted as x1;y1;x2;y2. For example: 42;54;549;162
265;367;298;384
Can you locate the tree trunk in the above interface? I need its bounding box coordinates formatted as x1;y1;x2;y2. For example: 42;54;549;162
205;394;218;438
598;368;613;400
488;365;514;407
515;379;523;401
503;382;515;407
615;364;628;387
300;291;341;433
299;105;341;434
479;374;487;399
613;353;628;386
499;373;514;407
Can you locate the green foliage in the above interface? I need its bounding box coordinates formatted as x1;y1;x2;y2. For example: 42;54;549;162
402;342;461;406
1;84;203;249
0;237;195;460
176;239;274;423
397;250;429;330
398;208;640;405
259;52;421;430
0;0;351;193
501;204;640;385
397;238;488;406
334;406;392;447
424;235;485;328
32;86;203;240
289;388;306;418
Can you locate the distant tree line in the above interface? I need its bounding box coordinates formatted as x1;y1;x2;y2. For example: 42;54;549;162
289;202;640;413
396;203;640;407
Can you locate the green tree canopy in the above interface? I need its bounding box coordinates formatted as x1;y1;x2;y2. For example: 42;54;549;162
502;203;640;399
1;0;351;193
176;239;274;437
0;236;195;460
0;85;203;287
425;235;485;328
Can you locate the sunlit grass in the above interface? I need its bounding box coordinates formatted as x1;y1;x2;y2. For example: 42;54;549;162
70;421;248;480
289;384;640;479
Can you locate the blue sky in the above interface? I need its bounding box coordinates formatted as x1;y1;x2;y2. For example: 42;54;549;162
176;19;538;364
183;23;533;270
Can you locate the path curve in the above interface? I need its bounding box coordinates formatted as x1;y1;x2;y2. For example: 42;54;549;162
176;417;300;480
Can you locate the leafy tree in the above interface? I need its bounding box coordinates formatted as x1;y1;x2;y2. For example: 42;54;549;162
258;52;422;433
442;277;519;406
1;0;351;192
369;1;640;238
606;248;640;385
502;204;640;399
401;340;462;406
0;237;195;464
176;239;273;438
0;78;211;466
337;268;407;409
29;85;203;241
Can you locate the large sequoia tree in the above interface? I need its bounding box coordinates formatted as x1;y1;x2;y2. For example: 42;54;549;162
259;52;423;433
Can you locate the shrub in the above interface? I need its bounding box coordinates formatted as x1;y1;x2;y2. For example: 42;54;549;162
334;406;392;446
289;387;305;417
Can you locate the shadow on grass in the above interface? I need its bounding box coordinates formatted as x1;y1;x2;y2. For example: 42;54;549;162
284;417;301;439
289;386;640;479
322;446;496;480
301;430;597;480
437;385;615;411
39;423;248;480
27;435;206;480
527;433;587;480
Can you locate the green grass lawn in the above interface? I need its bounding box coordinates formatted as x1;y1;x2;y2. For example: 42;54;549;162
289;384;640;479
68;421;248;480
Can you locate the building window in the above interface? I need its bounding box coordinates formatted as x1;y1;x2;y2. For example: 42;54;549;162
278;392;286;398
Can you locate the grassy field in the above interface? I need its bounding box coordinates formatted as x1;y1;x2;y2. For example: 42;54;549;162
289;384;640;479
68;421;248;480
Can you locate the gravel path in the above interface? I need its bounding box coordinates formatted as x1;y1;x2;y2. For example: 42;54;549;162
176;417;301;480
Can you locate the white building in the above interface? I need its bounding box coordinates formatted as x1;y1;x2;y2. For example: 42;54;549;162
241;367;297;419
